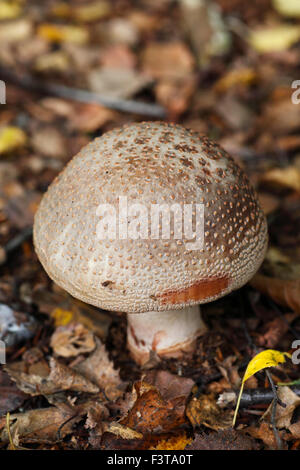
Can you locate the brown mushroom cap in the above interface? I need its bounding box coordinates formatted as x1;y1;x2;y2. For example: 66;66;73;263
33;122;267;313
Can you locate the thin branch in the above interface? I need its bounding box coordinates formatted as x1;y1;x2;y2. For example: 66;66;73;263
218;385;300;408
0;67;166;118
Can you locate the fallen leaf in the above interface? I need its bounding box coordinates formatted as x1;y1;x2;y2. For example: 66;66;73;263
52;1;111;22
186;393;232;430
276;386;300;438
50;322;96;358
121;378;190;434
34;51;70;73
214;67;257;93
249;24;300;53
37;23;89;45
74;338;122;399
103;422;143;440
6;357;99;395
233;349;290;426
0;1;22;20
51;307;74;327
257;317;290;349
0;126;27;154
0;407;79;443
273;0;300;17
141;42;195;80
251;273;300;314
260;166;300;192
31;125;67;159
155;76;196;118
88;67;151;99
69;103;116;132
246;421;287;449
0;18;32;42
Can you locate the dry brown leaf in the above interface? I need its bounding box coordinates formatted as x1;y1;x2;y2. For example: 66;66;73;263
276;386;300;437
74;338;122;399
256;317;290;348
250;273;300;314
0;407;79;443
260;166;300;192
246;421;287;449
6;357;99;396
103;422;143;440
69;103;116;132
120;378;190;434
155;76;196;118
186;393;232;430
50;322;96;358
143;369;194;402
0;18;32;43
141;42;195;80
31;125;67;159
88;67;151;99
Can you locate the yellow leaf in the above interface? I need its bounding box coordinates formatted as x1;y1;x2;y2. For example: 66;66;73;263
273;0;300;17
214;67;257;92
52;1;110;22
51;307;74;327
243;349;290;382
0;127;27;154
249;25;300;53
233;349;291;427
74;1;111;22
37;23;89;44
0;0;22;20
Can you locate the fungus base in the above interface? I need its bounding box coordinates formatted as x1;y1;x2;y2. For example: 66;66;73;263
127;306;206;365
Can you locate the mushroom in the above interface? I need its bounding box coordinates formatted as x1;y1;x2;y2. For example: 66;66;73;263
33;122;268;365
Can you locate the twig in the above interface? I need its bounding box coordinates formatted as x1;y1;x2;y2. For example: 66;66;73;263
0;67;166;118
218;386;300;408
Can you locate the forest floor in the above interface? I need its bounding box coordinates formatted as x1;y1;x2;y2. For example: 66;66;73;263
0;0;300;450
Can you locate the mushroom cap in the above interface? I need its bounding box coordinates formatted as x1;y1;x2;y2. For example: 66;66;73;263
33;122;268;313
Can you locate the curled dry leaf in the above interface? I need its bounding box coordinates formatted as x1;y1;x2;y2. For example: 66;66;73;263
275;386;300;438
0;407;80;444
143;369;194;402
74;338;123;400
50;322;96;358
120;372;193;435
103;422;143;440
186;393;233;431
246;421;287;449
5;357;99;396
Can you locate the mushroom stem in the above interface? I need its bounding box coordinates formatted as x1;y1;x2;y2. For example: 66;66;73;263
127;306;206;365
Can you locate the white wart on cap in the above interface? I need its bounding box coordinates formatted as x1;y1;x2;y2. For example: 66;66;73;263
34;122;268;364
